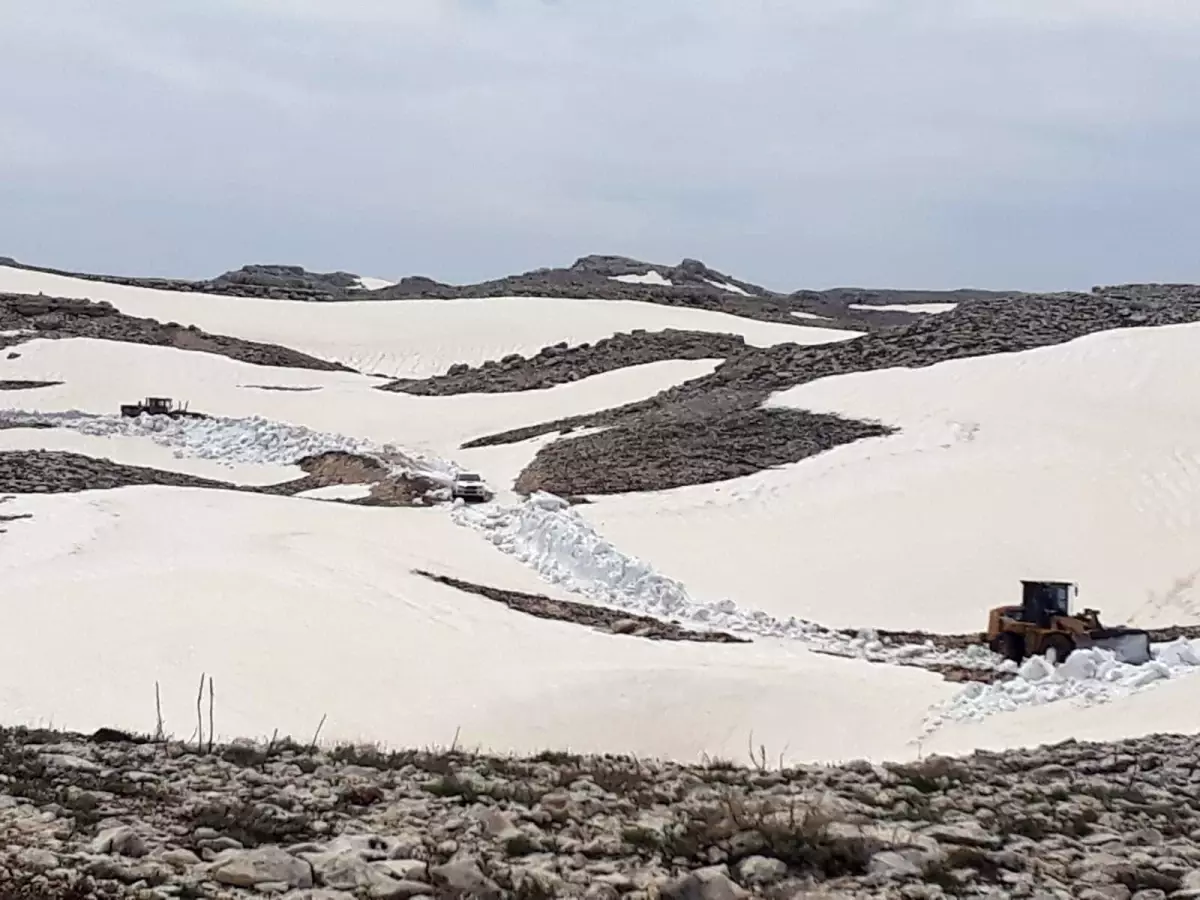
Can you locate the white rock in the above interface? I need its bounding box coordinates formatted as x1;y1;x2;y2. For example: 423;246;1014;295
209;847;314;889
91;825;148;858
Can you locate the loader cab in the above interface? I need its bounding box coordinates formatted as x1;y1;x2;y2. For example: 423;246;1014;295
1021;580;1076;627
145;397;173;413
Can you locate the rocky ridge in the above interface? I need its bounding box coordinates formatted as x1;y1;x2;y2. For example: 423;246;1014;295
0;254;992;331
0;293;352;373
5;725;1200;899
463;285;1200;496
380;330;751;396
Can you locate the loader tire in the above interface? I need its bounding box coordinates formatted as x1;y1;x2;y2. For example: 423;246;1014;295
990;632;1024;663
1043;634;1074;665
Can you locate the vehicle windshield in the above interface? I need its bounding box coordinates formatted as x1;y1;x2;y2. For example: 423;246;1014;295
457;474;481;482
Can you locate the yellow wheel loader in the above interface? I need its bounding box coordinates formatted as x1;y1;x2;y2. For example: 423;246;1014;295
986;580;1152;665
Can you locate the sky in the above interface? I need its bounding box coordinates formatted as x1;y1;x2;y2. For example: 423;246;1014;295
2;0;1198;291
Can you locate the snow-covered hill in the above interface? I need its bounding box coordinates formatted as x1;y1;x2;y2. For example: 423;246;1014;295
3;262;1200;765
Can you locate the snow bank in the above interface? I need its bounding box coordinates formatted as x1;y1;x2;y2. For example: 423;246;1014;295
0;408;454;479
705;279;750;296
452;491;995;670
849;302;957;314
611;271;672;286
356;276;395;291
0;487;948;763
926;640;1200;732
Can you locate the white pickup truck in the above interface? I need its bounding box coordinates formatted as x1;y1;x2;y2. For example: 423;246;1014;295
451;472;493;503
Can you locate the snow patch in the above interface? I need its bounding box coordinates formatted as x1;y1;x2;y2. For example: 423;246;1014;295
705;278;750;296
356;276;395;291
0;329;34;338
849;302;958;314
451;491;995;669
925;639;1200;732
790;311;830;321
611;271;672;286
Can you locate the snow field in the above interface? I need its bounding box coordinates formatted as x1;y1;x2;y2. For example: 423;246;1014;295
0;488;950;763
579;322;1200;634
0;337;719;477
0;265;857;378
452;492;997;670
6;265;1200;755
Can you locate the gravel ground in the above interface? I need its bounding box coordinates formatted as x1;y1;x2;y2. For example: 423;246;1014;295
380;330;751;396
415;569;748;644
4;726;1200;899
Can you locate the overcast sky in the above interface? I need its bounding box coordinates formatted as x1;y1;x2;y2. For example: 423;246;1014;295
2;1;1198;291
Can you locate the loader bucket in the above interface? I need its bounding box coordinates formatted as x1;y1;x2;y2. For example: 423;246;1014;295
1081;629;1152;665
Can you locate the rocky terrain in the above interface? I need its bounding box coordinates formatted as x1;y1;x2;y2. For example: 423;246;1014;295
5;725;1200;899
0;254;996;331
0;293;351;372
380;330;752;396
465;285;1200;496
0;450;440;507
0;380;61;391
415;571;747;645
0;451;257;496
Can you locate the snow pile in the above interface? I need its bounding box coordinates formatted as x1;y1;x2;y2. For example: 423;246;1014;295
0;408;454;478
925;639;1200;732
452;491;996;668
611;271;672;286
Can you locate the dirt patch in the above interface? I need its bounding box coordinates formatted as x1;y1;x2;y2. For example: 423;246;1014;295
0;292;352;372
0;380;61;391
250;451;446;507
415;570;748;644
380;329;751;395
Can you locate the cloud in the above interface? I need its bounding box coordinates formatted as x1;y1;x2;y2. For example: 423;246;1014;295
0;0;1197;289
